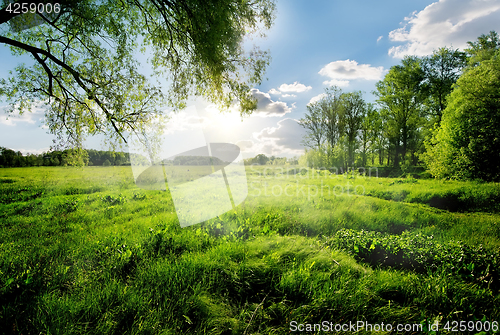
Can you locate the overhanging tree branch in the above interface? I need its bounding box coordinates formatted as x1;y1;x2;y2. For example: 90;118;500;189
0;34;129;141
1;0;275;148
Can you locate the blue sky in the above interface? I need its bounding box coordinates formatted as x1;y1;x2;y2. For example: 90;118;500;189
1;0;500;159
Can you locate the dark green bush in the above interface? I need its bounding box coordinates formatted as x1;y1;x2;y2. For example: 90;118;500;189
328;229;500;291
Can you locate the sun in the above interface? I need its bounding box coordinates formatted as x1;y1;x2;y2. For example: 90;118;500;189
203;104;245;140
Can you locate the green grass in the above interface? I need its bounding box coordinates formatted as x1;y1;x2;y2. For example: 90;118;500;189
1;166;499;334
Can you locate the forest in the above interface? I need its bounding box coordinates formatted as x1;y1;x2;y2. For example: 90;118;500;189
299;31;500;182
0;148;130;167
0;149;285;167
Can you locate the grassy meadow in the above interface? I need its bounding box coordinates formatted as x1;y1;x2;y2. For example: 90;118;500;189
1;165;500;334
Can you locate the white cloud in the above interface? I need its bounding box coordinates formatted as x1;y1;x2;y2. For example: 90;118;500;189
266;82;311;97
0;101;47;126
235;139;254;151
249;88;292;117
278;81;312;93
248;118;306;156
0;113;36;126
377;35;383;42
164;107;209;134
322;79;350;87
319;60;385;81
388;0;500;58
308;93;327;105
17;147;51;155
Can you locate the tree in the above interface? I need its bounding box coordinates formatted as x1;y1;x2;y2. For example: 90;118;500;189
0;147;17;167
62;148;89;166
114;152;125;166
299;87;371;169
359;103;378;166
299;148;325;169
321;86;344;157
0;0;275;147
422;49;500;181
299;102;325;151
375;56;425;167
465;31;500;66
243;153;269;166
299;86;345;168
340;91;365;168
422;47;467;125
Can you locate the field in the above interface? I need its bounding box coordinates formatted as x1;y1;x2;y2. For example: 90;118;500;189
1;166;500;334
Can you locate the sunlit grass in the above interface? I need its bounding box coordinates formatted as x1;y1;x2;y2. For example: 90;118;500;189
1;166;499;334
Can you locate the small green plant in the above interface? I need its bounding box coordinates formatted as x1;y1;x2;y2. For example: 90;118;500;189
60;198;80;213
132;192;147;200
100;194;126;205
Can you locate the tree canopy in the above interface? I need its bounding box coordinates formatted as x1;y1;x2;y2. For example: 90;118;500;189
422;49;500;181
421;47;467;125
0;0;275;146
374;56;425;167
465;30;500;66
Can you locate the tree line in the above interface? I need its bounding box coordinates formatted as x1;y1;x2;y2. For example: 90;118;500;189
1;149;301;168
299;31;500;181
164;156;227;166
0;148;131;168
243;154;299;166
